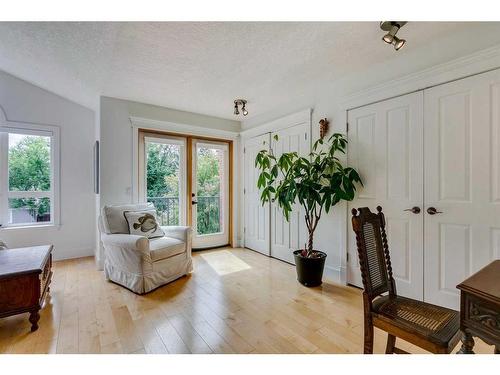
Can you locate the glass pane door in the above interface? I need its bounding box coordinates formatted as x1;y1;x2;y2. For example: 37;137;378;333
144;136;186;226
192;140;229;248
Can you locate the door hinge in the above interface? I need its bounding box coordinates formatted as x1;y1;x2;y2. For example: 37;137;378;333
244;147;246;153
243;188;246;194
305;133;307;140
346;122;349;132
347;252;350;262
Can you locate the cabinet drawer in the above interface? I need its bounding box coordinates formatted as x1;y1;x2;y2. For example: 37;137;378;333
464;294;500;340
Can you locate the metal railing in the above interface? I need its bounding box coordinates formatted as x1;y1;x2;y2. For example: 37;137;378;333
147;196;221;234
147;196;180;226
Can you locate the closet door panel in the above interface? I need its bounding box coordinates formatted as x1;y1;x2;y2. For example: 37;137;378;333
270;123;310;264
347;92;424;300
424;69;500;309
243;133;271;255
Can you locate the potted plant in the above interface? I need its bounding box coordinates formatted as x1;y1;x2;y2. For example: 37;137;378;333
255;132;362;286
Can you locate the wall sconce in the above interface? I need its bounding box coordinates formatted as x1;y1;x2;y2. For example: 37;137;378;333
380;21;407;51
319;118;329;139
233;99;248;116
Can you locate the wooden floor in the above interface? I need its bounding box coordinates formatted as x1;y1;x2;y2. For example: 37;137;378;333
0;248;494;354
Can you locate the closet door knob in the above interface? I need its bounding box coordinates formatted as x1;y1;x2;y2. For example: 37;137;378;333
426;207;443;215
403;206;421;214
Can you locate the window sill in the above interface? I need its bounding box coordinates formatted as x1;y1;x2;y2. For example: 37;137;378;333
0;223;61;231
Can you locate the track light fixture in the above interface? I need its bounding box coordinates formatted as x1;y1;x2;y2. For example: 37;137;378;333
380;21;407;51
233;99;248;116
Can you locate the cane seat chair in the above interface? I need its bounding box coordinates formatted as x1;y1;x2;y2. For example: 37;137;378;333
351;206;461;354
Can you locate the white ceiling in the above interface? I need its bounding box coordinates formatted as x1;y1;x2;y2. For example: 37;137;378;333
1;22;500;122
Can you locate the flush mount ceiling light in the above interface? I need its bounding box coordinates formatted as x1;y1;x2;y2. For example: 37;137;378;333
233;99;248;116
380;21;407;51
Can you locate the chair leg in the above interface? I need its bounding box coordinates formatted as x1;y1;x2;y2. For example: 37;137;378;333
385;334;396;354
363;318;374;354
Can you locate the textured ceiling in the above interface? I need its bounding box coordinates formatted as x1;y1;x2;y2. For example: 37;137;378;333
1;22;500;122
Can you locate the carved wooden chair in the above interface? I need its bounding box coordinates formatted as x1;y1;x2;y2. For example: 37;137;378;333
351;206;461;354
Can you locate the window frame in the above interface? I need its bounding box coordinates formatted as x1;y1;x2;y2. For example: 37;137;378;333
0;119;60;229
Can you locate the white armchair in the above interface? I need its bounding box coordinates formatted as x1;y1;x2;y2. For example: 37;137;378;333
98;203;193;294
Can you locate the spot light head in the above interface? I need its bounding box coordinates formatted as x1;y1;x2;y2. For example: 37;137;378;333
393;36;406;51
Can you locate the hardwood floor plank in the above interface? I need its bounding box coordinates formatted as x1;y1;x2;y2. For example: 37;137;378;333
0;248;496;354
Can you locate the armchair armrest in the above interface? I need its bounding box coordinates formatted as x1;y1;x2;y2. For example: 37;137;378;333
161;226;192;243
101;233;149;253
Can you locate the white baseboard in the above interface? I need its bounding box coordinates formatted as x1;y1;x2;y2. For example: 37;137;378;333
52;247;94;261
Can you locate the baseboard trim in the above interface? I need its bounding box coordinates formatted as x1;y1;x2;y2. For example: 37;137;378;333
52;247;94;262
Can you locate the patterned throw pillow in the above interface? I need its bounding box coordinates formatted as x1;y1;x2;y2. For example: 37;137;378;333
124;210;165;239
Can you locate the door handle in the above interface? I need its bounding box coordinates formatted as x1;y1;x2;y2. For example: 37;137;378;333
403;206;421;214
426;207;443;215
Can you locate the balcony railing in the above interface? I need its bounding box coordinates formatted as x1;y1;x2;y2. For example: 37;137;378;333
147;195;221;234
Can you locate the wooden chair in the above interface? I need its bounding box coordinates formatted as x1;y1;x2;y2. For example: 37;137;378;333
351;206;461;354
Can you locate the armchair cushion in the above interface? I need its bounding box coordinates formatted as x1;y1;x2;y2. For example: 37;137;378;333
149;237;186;261
102;203;154;234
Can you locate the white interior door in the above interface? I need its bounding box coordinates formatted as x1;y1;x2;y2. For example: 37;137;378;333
423;69;500;309
243;133;271;255
347;92;424;300
191;139;230;249
270;123;310;264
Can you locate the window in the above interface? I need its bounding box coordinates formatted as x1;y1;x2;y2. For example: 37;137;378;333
0;122;60;228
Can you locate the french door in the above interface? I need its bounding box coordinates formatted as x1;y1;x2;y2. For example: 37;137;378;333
191;139;230;249
347;68;500;309
139;131;231;250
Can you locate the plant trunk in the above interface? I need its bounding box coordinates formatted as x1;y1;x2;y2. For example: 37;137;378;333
307;229;314;256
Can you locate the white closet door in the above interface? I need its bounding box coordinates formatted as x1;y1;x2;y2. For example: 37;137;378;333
243;133;271;255
270;123;310;264
424;69;500;309
347;92;424;300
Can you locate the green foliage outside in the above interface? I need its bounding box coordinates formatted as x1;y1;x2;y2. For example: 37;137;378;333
8;136;51;219
196;147;222;234
146;142;181;226
146;143;222;234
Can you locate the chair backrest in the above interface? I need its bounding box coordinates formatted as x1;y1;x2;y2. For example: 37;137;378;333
101;202;155;234
351;206;396;300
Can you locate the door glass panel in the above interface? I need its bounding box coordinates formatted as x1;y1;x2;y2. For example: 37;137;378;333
145;139;183;226
196;145;224;235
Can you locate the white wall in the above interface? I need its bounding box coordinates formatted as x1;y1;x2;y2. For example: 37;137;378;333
241;44;500;285
98;96;241;268
0;70;96;261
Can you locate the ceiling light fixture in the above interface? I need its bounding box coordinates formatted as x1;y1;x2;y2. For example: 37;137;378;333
233;99;248;116
380;21;407;51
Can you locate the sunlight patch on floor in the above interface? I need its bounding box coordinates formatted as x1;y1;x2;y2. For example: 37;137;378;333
200;250;251;275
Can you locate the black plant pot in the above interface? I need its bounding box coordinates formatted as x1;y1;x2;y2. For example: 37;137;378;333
293;250;327;287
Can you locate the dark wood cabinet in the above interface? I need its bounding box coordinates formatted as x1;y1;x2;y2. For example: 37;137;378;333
0;245;53;332
457;260;500;354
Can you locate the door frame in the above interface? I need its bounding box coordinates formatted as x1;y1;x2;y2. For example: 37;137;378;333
137;128;234;248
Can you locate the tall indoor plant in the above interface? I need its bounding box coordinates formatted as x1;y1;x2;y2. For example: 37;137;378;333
255;132;362;286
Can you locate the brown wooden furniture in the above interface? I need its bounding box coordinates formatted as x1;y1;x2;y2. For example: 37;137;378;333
456;260;500;354
0;245;53;332
351;206;461;354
